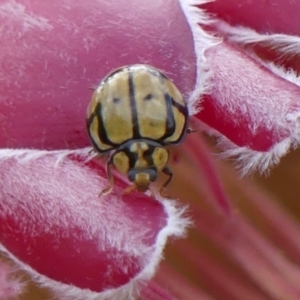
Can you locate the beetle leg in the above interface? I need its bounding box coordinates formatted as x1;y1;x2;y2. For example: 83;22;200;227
159;166;173;197
88;148;111;165
88;148;94;155
99;161;114;196
122;183;137;195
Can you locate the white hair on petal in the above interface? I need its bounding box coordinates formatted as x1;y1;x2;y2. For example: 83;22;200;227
204;125;297;176
188;17;300;175
256;60;300;87
0;147;95;165
193;119;294;176
178;0;221;115
215;21;300;58
225;39;300;86
218;137;293;176
203;21;300;175
0;196;190;300
0;1;52;33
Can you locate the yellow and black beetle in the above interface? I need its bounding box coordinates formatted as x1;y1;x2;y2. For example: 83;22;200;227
86;64;189;196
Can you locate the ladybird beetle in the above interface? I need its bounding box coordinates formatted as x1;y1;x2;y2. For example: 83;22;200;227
86;64;189;196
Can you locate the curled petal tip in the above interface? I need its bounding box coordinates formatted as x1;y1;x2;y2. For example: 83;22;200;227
0;149;189;298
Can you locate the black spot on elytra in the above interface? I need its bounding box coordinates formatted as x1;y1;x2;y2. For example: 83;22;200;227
144;94;153;101
113;98;121;103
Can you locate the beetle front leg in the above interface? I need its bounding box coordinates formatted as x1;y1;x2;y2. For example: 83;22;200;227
99;161;114;196
159;166;173;197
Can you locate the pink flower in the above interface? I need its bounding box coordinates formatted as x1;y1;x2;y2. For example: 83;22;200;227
1;0;300;299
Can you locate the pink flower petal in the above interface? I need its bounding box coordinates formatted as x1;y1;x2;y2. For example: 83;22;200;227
0;150;189;298
0;261;24;300
202;0;300;36
197;42;300;152
180;2;300;172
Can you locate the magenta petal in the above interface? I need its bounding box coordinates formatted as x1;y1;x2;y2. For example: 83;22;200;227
0;150;188;297
197;42;300;151
202;0;300;36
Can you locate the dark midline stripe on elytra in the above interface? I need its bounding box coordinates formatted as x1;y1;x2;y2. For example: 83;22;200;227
128;68;140;138
92;102;119;151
